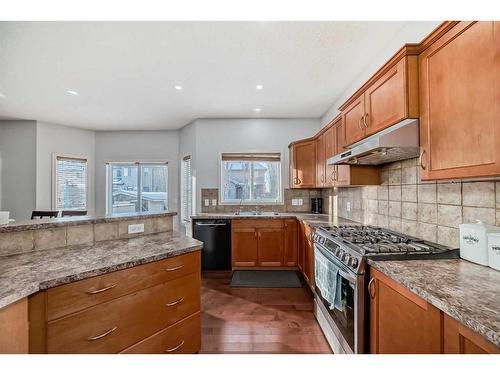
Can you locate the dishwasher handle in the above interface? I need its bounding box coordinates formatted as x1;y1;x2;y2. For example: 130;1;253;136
194;222;228;226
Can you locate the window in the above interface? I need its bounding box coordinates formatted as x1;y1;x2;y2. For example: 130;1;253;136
106;162;168;214
220;152;282;204
181;156;193;222
54;156;88;211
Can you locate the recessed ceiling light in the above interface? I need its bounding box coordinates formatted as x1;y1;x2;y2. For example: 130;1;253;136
254;108;262;112
256;84;264;90
66;90;78;96
174;85;183;91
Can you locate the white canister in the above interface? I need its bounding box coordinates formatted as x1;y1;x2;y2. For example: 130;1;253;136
487;233;500;271
459;221;500;266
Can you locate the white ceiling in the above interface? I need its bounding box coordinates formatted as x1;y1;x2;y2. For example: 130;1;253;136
1;21;422;131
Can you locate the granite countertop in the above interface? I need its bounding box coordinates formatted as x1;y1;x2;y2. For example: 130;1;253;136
0;211;178;233
0;231;202;310
191;212;357;228
368;259;500;347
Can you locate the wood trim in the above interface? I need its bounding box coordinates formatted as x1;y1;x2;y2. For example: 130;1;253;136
418;21;461;52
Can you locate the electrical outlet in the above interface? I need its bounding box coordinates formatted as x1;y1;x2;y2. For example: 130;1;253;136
128;223;145;234
298;198;303;205
346;201;351;212
212;199;217;206
204;199;210;206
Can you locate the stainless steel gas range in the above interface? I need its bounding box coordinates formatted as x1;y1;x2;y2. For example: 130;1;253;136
312;224;459;354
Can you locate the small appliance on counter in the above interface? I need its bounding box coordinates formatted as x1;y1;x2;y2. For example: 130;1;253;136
459;220;500;266
311;197;323;214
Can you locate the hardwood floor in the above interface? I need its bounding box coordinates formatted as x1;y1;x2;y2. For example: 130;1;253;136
200;271;332;354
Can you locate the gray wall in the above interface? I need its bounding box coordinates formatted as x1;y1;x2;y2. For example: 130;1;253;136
0;120;37;221
36;121;96;213
94;130;180;225
189;118;321;212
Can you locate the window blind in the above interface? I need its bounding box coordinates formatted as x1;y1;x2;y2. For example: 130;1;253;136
55;156;87;210
181;156;192;221
221;152;281;162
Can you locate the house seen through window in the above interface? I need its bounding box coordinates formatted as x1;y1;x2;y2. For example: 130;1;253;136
220;152;281;204
54;156;88;211
107;163;168;214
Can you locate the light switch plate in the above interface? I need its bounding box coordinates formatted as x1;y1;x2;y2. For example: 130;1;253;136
204;199;210;206
291;199;298;206
128;223;145;234
346;201;351;212
212;199;217;206
298;198;303;205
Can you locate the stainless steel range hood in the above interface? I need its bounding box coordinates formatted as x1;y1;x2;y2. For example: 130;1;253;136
327;119;420;166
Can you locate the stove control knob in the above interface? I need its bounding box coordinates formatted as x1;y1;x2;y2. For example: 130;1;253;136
319;237;326;245
341;253;349;262
350;258;359;268
336;249;343;258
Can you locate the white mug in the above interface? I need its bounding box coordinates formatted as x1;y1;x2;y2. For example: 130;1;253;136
0;211;14;225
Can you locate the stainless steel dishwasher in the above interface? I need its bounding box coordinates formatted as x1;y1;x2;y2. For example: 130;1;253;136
192;219;231;271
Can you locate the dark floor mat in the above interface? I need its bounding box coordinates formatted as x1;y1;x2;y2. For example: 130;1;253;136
230;270;302;288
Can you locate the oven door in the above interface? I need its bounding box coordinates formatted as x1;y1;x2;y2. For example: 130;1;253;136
314;243;365;353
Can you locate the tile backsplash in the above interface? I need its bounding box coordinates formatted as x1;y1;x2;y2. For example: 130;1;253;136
322;157;500;248
200;188;321;214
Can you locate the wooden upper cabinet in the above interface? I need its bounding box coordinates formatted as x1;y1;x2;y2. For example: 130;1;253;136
364;57;418;136
258;228;284;267
283;219;298;267
370;268;442;354
419;21;500;180
315;133;326;187
232;227;258;267
290;140;316;188
342;94;366;146
324;125;336;187
341;52;419;147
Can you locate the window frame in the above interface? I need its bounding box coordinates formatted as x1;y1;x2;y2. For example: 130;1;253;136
52;153;89;211
218;152;283;205
106;161;169;215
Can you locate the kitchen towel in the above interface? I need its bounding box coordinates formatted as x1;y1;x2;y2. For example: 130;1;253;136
315;249;343;310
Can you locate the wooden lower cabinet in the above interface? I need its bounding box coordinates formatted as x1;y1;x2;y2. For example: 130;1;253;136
369;268;441;354
0;298;29;354
232;219;295;268
29;251;202;354
300;223;315;290
121;313;201;354
443;314;500;354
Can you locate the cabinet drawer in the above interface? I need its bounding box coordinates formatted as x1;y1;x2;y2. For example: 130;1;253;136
47;251;200;320
46;272;200;353
121;312;201;354
232;219;283;229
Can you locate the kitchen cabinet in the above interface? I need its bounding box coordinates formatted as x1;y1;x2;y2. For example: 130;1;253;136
284;219;298;267
0;298;29;354
297;222;305;272
29;251;201;354
369;268;441;354
289;140;316;188
315;132;326;187
324;125;336;187
301;223;315;291
443;314;500;354
231;219;287;268
419;21;500;180
340;54;419;147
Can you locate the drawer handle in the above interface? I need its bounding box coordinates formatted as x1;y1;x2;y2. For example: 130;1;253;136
165;297;184;307
87;326;117;341
86;284;117;295
165;265;183;272
165;340;185;353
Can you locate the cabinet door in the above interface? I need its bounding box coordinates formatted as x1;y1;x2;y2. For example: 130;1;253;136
283;219;298;266
232;228;258;267
302;225;314;290
419;21;500;180
369;268;441;354
258;228;284;267
297;223;305;272
334;119;351;186
342;94;365;146
443;314;499;354
324;126;336;187
292;141;316;188
315;133;326;187
364;57;413;136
